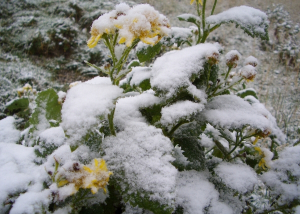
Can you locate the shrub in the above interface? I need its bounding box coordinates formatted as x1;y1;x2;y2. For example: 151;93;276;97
1;1;300;214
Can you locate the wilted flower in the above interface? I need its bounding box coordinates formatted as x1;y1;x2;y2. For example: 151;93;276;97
239;65;257;82
225;50;241;68
57;91;66;104
244;56;259;67
206;52;219;65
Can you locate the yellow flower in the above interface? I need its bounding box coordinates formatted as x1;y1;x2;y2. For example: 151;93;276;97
190;0;203;5
56;159;112;195
254;147;271;170
82;159;113;194
258;158;267;170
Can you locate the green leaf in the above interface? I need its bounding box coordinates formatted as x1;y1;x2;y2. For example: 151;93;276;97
127;60;141;69
136;42;162;63
5;98;30;118
140;103;163;125
177;14;200;25
29;89;61;133
236;88;258;99
138;79;151;91
173;122;206;171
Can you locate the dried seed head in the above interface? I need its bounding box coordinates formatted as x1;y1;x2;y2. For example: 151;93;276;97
225;50;241;68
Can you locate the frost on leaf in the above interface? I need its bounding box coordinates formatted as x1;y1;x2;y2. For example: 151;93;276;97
206;6;269;40
103;123;177;212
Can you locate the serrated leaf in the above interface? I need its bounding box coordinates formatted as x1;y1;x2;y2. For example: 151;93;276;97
29;89;61;133
177;14;200;25
140;103;163;125
206;6;269;40
136;42;162;63
173;122;206;171
236;88;258;99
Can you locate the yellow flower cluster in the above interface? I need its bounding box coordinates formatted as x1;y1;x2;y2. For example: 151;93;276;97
17;83;34;97
87;3;170;48
57;159;112;195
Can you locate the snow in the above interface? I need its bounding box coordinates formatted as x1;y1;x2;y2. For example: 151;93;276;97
239;65;257;81
127;67;151;86
244;56;259;67
61;77;123;143
0;143;48;213
114;92;161;130
214;162;258;193
103;123;177;205
176;170;234;214
200;95;271;131
206;6;269;37
39;126;65;146
0;116;20;143
160;100;204;126
260;146;300;203
150;43;222;98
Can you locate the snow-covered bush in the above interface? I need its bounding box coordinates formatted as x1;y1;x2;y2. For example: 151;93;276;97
1;1;300;213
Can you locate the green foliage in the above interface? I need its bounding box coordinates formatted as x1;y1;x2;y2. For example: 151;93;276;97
29;89;61;133
136;42;162;63
4;98;30;118
140;104;163;125
173;122;206;171
237;89;258;99
177;14;199;25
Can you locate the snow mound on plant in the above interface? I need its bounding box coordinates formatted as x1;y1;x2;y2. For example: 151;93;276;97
160;100;204;126
214;162;258;193
176;170;234;214
61;77;123;143
114;91;161;130
200;95;271;131
150;43;221;99
0;143;49;213
0;116;20;143
103;123;177;205
260;146;300;203
206;6;268;36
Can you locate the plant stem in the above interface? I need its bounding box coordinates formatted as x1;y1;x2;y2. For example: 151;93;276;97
224;67;232;81
211;0;218;15
108;108;116;136
167;120;189;137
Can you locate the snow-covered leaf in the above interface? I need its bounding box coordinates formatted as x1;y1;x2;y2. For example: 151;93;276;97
206;6;269;40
